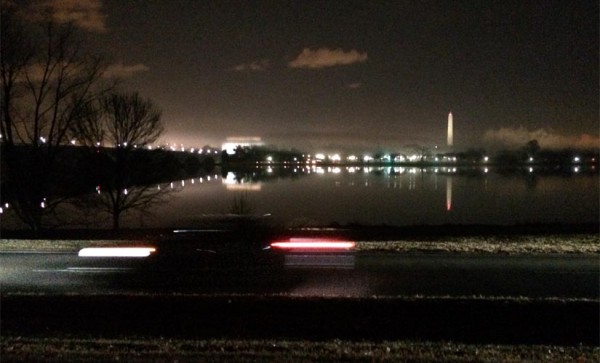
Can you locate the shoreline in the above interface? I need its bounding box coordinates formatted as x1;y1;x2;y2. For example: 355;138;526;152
1;221;598;239
1;222;598;254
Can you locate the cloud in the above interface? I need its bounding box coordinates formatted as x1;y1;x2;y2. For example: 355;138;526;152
103;62;150;78
230;59;270;72
29;0;107;33
483;126;600;150
288;47;368;69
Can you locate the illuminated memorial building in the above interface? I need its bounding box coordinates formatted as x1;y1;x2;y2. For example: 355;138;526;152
221;137;264;155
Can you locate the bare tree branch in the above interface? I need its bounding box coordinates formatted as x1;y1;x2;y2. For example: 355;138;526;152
0;3;111;231
72;91;167;229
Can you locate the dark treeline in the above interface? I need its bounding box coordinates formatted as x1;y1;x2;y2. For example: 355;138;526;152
1;145;214;198
492;148;598;165
220;144;599;166
0;144;215;231
221;146;304;165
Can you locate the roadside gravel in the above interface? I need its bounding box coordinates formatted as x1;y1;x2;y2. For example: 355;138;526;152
1;234;598;254
2;336;597;363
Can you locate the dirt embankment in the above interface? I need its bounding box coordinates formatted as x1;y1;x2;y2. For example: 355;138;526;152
1;233;598;254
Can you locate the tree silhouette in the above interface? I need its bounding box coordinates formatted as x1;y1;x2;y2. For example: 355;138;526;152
407;144;430;162
72;92;167;229
1;4;109;231
524;139;540;156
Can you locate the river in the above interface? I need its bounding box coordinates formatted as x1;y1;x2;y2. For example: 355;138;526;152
119;165;598;228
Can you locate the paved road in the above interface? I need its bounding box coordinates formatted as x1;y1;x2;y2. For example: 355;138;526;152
1;252;598;298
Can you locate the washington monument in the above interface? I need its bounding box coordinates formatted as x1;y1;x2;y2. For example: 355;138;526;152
447;112;453;147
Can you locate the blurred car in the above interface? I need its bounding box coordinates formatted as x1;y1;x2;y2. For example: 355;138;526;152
78;215;355;270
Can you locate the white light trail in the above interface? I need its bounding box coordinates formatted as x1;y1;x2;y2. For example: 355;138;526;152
78;247;156;257
271;238;355;251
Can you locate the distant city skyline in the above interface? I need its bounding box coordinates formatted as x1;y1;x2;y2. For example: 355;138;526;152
23;0;598;152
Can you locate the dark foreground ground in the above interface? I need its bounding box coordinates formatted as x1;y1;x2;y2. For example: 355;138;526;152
3;295;597;345
2;223;598;362
2;294;598;362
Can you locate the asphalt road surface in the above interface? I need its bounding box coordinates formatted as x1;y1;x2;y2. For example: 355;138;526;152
1;251;597;298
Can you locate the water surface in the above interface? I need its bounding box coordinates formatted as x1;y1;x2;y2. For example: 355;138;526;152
127;165;598;228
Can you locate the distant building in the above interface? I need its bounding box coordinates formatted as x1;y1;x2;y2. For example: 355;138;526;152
221;137;264;155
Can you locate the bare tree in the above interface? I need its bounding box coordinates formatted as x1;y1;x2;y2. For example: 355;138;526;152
0;3;34;146
407;144;431;162
1;4;109;231
73;92;167;229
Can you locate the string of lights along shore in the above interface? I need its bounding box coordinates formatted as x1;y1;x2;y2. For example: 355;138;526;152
447;112;453;147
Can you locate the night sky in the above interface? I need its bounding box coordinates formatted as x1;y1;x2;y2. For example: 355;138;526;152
49;1;600;152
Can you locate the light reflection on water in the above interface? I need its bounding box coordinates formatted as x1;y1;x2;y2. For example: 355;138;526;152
4;166;595;229
130;165;598;228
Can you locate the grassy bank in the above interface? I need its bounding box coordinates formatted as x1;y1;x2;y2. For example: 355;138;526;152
1;233;598;254
2;336;597;362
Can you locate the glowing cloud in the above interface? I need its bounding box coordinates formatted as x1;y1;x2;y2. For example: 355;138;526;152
483;127;600;150
103;62;150;78
29;0;108;33
230;59;270;72
288;47;368;69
